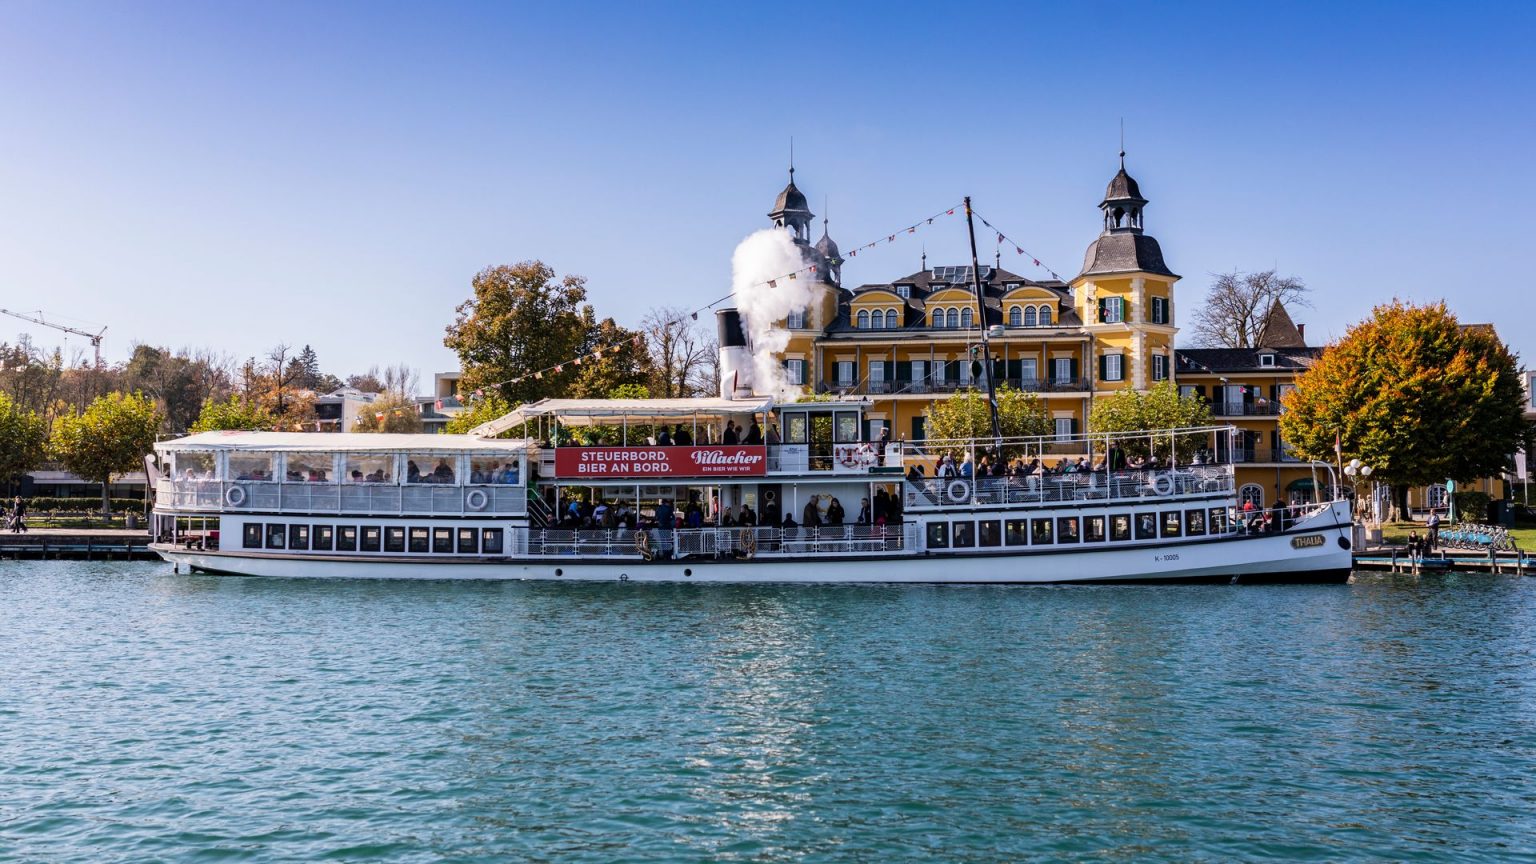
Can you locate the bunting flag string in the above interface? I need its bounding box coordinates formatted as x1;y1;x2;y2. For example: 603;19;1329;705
968;209;1069;283
466;202;968;397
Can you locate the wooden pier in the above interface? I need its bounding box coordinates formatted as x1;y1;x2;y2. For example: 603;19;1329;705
1354;547;1530;576
0;529;157;561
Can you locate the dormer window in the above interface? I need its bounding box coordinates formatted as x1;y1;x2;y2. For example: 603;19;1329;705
895;284;911;298
787;310;806;329
1259;353;1276;368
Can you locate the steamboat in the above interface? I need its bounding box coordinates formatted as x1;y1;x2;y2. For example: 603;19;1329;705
147;394;1353;584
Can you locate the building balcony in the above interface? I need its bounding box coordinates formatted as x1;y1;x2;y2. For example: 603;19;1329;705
1209;401;1282;417
831;376;1090;397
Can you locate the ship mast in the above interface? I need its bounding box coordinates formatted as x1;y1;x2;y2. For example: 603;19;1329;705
963;197;1003;446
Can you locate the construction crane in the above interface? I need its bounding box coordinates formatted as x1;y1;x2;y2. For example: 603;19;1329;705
1;308;108;367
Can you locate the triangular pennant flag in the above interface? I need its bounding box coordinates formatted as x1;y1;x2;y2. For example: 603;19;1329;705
888;235;895;242
809;265;817;273
849;251;856;257
574;356;582;365
554;365;563;373
690;311;698;320
908;227;916;234
1033;258;1040;266
927;218;933;225
768;278;777;287
534;371;543;379
788;273;797;281
475;389;483;397
947;209;954;215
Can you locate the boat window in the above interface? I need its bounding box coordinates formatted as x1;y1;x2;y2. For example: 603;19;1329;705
1085;516;1106;543
385;527;406;553
337;526;358;551
360;526;382;552
1209;508;1230;534
1057;517;1081;544
243;523;263;549
433;527;453;553
1031;518;1053;545
313;525;334;551
283;454;333;483
173;451;215;480
458;527;479;554
289;524;310;550
978;520;1002;547
926;522;949;548
265;523;286;550
1110;514;1131;541
1185;510;1207;537
346;455;395;484
470;456;519;485
481;528;504;554
408;527;430;553
230;453;274;482
786;414;808;444
406;456;457;485
1135;513;1157;540
951;522;975;548
1161;511;1183;538
1004;519;1028;545
834;413;859;443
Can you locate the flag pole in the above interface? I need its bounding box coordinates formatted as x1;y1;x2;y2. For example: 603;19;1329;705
963;197;1004;447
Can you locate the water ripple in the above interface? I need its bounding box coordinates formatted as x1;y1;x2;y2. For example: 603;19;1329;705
1;565;1534;862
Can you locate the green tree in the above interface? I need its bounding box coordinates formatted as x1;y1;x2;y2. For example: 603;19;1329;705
190;395;275;433
1279;300;1529;517
353;394;424;434
444;261;596;405
0;393;48;493
924;385;1052;456
1088;381;1214;461
444;393;516;436
570;319;653;399
50;392;162;513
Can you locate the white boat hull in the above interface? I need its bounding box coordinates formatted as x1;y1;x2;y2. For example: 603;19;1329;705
153;503;1353;585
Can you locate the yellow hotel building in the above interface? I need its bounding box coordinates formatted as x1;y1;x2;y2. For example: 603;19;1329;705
750;157;1325;509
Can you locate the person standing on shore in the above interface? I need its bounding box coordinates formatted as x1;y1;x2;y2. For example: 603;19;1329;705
10;496;25;533
1427;509;1441;551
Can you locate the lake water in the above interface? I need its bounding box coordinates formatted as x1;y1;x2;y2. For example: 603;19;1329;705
2;563;1535;863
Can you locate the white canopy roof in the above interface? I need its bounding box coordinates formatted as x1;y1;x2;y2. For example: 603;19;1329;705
157;431;529;453
470;397;775;437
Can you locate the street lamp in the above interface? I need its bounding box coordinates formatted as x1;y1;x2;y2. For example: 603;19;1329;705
1343;459;1375;524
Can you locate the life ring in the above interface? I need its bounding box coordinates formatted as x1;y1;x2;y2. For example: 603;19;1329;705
635;530;653;561
223;485;247;507
465;489;489;511
1152;473;1175;496
739;529;757;559
946;479;972;503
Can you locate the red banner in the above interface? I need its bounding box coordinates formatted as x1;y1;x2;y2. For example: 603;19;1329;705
554;445;767;479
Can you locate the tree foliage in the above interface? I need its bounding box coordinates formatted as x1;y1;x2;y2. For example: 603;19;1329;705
0;392;48;486
190;395;275;433
444;262;596;405
1088;381;1214;460
50;392;162;513
641;306;714;398
353;394;424;434
924;385;1052;455
1191;269;1310;348
1279;300;1528;495
444;394;516;436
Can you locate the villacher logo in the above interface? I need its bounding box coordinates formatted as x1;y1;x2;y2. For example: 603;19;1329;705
691;449;764;468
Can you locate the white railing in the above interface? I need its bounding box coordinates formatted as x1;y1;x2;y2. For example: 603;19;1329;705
155;478;528;517
521;523;915;558
905;467;1234;509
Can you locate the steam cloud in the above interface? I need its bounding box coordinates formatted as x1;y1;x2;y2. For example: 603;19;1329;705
730;227;816;400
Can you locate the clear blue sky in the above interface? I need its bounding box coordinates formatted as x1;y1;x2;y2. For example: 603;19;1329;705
2;1;1532;381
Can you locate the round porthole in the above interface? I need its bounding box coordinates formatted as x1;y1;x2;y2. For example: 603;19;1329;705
684;568;692;577
555;568;563;577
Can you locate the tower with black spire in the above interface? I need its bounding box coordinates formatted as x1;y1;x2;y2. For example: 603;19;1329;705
767;165;814;244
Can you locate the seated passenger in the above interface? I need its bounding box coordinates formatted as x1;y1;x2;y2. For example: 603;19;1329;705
502;463;520;484
407;460;422;483
432;459;454;483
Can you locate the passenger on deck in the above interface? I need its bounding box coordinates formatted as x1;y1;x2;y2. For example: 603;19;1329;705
744;422;763;445
499;463;519;484
738;504;757;526
827;498;845;526
407;461;422;483
673;425;693;446
721;506;737;526
723;421;739;444
802;497;822;528
765;423;781;445
960;455;974;478
656;427;672;447
872;489;890;524
857;497;871;525
432;459;454;483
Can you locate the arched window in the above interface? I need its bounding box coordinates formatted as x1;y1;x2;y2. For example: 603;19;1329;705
1239;484;1264;509
961;308;973;328
945;308;959;329
1008;306;1022;326
885;309;899;329
856;309;869;329
1023;306;1037;327
1038;305;1053;326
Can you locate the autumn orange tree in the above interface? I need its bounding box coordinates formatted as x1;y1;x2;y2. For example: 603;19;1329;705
1279;301;1529;517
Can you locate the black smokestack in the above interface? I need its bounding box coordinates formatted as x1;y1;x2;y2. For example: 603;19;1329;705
716;309;748;348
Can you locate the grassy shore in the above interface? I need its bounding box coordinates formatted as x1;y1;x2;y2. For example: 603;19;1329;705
1379;521;1536;550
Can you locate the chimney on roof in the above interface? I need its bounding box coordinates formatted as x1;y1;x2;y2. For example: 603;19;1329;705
1297;323;1306;344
